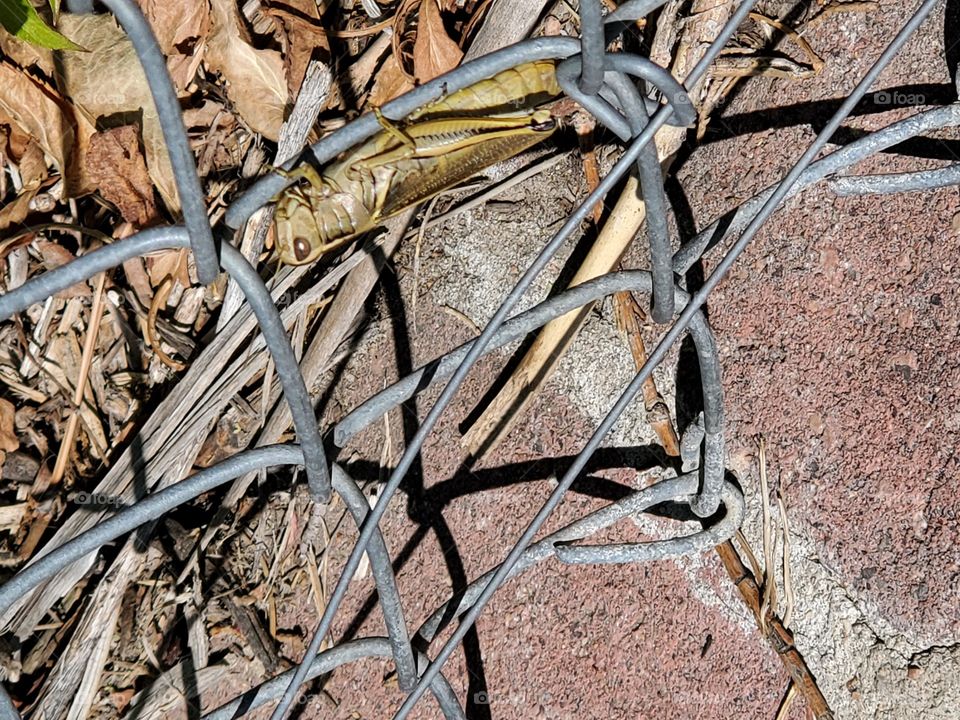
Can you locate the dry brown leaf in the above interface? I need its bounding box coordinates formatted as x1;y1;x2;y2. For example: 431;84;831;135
0;192;37;233
206;0;288;140
265;0;330;98
0;399;18;454
0;61;94;197
138;0;209;54
368;53;414;107
0;107;31;160
412;0;463;83
121;256;154;309
86;126;159;227
41;332;108;459
0;24;54;76
18;141;49;192
36;241;91;299
0;140;48;231
137;0;209;92
56;13;180;212
182;100;231;130
146;248;190;288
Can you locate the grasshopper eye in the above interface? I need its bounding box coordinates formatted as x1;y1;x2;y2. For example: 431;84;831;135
531;117;556;132
293;237;312;262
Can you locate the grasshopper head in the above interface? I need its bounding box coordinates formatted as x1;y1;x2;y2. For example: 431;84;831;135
274;182;372;265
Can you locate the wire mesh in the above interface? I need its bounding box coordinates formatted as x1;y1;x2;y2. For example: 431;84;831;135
0;0;952;717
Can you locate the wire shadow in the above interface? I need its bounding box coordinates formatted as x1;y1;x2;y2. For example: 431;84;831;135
702;84;960;160
946;0;960;92
332;443;669;662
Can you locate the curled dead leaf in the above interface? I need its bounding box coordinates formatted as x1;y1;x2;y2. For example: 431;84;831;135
0;138;46;232
17;141;48;192
137;0;209;54
137;0;210;92
86;125;159;227
367;53;414;107
146;248;190;289
0;23;54;76
262;0;330;99
0;61;93;197
206;0;288;140
55;13;179;212
0;192;37;233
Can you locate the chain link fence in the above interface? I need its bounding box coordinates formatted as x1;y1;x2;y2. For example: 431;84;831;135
0;0;953;717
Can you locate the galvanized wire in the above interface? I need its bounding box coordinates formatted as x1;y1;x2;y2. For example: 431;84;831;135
98;0;220;284
0;0;952;718
829;162;960;195
0;229;331;502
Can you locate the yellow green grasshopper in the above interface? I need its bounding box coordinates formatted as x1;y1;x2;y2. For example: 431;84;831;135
273;60;562;265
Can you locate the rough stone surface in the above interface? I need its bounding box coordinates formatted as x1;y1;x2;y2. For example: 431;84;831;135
291;4;960;719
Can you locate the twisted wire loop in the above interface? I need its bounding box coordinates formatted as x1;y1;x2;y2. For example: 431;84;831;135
0;0;948;718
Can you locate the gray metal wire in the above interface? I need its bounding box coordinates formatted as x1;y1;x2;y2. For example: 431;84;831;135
0;0;952;718
829;162;960;195
98;0;220;284
0;229;331;502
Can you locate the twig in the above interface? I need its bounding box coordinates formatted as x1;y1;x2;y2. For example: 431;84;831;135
412;194;442;331
779;492;795;627
715;542;834;719
611;291;680;456
438;304;481;335
748;12;825;74
758;435;777;633
775;681;798;720
146;274;187;372
460;175;648;457
50;271;109;485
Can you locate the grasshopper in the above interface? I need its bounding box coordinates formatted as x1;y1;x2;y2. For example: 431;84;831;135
274;60;562;265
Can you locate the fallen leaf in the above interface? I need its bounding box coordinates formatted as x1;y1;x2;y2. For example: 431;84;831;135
367;53;414;107
412;0;462;83
0;104;32;167
121;255;154;309
146;248;189;288
0;191;36;232
41;331;108;459
0;139;46;232
206;0;287;140
137;0;209;92
17;140;48;191
0;22;54;75
0;398;18;454
263;0;329;99
55;13;180;211
35;241;91;298
86;125;159;226
0;60;93;196
137;0;208;54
